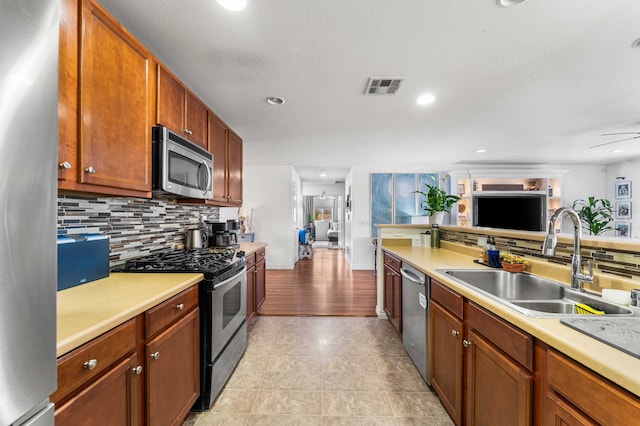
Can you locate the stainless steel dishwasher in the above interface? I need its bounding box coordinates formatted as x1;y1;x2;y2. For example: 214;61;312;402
401;262;430;384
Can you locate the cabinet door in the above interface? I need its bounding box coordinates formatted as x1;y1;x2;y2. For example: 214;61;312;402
543;392;597;426
185;92;208;149
246;265;256;325
430;301;463;425
391;270;402;334
146;308;200;426
79;0;152;192
255;259;266;311
465;329;533;426
157;65;186;135
228;130;243;205
55;354;140;426
383;265;394;321
208;112;229;203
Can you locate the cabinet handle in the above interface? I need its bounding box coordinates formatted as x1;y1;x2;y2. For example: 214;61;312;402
176;303;185;311
184;129;193;135
150;351;160;360
85;166;96;174
132;365;143;375
59;161;72;170
462;339;472;348
451;330;460;336
83;359;98;370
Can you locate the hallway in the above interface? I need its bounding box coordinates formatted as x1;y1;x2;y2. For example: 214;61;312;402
259;248;378;317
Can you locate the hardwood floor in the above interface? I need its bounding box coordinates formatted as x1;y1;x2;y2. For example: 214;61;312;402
259;248;378;317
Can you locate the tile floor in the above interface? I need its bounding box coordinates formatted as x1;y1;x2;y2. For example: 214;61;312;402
184;316;454;425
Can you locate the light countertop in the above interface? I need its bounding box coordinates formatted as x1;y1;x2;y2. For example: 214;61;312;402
381;242;640;397
57;273;203;357
238;241;267;256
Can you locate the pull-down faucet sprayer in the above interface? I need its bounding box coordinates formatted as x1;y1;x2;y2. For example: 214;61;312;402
542;207;593;291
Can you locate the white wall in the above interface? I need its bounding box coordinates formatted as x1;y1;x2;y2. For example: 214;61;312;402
606;158;640;239
303;182;345;196
243;165;297;269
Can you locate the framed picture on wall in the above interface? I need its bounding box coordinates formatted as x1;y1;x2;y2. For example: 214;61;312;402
615;201;632;219
616;222;631;238
615;181;632;199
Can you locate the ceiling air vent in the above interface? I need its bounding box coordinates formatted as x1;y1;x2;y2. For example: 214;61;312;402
364;77;405;95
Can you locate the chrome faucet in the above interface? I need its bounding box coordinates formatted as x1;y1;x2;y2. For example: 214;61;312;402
542;207;593;291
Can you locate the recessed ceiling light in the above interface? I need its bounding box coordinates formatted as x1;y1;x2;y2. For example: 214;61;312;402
320;171;327;177
475;149;487;153
496;0;526;7
610;149;625;153
217;0;247;11
266;96;285;105
416;94;436;105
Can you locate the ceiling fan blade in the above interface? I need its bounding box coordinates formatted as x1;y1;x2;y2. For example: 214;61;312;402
589;135;640;148
600;132;640;136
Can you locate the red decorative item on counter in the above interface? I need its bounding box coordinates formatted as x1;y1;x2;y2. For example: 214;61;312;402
502;262;527;273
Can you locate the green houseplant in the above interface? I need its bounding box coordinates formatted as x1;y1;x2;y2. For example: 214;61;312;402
414;175;461;224
571;196;614;236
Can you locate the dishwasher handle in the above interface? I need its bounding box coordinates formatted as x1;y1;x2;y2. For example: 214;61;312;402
400;268;426;285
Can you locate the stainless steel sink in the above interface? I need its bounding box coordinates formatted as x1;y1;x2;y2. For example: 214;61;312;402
437;269;636;318
443;270;565;300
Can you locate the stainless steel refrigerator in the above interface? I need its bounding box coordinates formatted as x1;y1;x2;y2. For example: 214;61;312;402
0;0;59;424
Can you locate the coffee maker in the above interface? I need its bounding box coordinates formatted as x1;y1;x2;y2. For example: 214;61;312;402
205;221;239;248
226;220;239;245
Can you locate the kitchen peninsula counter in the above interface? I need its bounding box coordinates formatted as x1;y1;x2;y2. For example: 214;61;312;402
56;273;203;357
238;241;267;256
381;241;640;397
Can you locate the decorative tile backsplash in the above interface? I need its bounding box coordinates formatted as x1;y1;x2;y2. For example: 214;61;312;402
58;195;219;266
442;229;640;281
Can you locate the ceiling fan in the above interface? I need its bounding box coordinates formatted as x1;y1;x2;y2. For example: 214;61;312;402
589;132;640;149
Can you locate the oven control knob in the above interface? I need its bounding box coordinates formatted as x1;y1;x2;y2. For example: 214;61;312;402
150;351;160;360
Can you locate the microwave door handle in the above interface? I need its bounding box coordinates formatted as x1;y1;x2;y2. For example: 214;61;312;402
201;160;211;195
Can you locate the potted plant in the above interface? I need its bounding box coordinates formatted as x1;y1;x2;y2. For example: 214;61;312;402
501;253;530;273
571;196;613;236
414;175;461;225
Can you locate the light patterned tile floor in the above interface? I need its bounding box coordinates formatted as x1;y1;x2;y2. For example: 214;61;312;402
184;316;454;426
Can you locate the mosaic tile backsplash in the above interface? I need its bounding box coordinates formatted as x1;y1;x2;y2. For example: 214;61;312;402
442;229;640;281
58;195;219;267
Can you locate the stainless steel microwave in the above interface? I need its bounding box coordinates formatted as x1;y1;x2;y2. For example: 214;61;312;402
152;126;213;199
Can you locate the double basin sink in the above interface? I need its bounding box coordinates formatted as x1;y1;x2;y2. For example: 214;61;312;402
438;269;636;318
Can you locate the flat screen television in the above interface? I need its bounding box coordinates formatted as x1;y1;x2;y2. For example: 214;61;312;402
473;194;546;232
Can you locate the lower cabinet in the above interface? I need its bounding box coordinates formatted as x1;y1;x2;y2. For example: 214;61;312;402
55;353;140;426
246;248;267;325
52;285;200;425
542;348;640;425
146;308;199;426
382;251;402;336
430;279;534;426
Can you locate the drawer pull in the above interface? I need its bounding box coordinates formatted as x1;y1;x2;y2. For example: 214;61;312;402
84;166;96;174
451;330;460;337
59;161;72;170
83;359;98;370
132;365;143;375
150;351;160;360
463;339;472;348
176;303;185;311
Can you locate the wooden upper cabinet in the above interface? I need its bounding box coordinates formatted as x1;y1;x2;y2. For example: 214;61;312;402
157;66;208;149
78;0;152;193
228;130;243;205
208;112;229;204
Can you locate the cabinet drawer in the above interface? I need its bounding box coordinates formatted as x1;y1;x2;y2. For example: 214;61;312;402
52;319;136;403
245;253;256;270
383;252;401;273
256;248;266;263
431;279;464;319
145;286;198;338
547;349;640;425
467;302;533;370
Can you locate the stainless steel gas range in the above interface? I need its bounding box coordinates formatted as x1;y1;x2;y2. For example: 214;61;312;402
125;248;247;410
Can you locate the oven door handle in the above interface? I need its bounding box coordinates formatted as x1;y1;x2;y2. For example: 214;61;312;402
213;267;247;290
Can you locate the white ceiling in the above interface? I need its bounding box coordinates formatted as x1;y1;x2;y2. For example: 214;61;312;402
99;0;640;182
